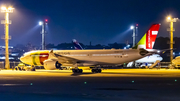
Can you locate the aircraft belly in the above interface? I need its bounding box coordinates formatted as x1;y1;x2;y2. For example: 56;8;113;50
71;54;143;65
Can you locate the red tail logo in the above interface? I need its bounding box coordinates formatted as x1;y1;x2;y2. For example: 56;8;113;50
146;24;160;49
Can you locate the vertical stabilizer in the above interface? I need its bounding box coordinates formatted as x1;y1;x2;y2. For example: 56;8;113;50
133;24;160;49
73;39;83;50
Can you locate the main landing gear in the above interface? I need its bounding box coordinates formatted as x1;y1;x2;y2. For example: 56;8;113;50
91;68;102;73
72;69;83;73
71;66;102;73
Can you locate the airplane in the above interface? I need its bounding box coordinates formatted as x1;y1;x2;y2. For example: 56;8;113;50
20;24;160;73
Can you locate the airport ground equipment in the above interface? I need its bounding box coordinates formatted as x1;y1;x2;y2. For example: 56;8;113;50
171;56;180;69
14;63;35;71
149;60;161;69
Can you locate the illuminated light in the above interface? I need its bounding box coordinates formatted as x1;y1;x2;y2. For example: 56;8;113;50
1;6;14;13
8;7;13;10
167;16;171;21
1;7;6;10
132;81;134;83
175;79;177;82
45;19;48;22
130;26;134;29
136;24;138;26
84;82;87;84
30;83;33;85
39;21;43;25
157;50;160;53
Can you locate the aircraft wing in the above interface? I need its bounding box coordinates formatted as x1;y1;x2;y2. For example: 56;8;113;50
48;50;78;64
48;50;104;66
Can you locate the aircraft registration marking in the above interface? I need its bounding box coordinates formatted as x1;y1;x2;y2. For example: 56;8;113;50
56;52;70;55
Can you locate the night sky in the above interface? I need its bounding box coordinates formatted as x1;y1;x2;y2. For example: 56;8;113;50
0;0;180;46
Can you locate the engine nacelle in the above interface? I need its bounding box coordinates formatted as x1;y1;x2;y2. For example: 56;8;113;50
43;59;61;70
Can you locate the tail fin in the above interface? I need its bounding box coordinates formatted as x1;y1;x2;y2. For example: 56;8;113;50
72;39;83;50
133;24;160;49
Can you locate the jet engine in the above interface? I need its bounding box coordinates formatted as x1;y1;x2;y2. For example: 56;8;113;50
43;59;61;70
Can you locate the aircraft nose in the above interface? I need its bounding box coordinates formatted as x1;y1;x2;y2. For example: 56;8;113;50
159;57;163;61
20;55;32;65
20;56;25;62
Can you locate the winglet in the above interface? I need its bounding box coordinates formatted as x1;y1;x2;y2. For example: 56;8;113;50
48;50;57;59
50;49;53;53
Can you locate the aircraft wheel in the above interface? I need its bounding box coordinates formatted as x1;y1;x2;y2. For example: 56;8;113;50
21;67;26;71
91;69;95;73
72;69;82;73
31;67;36;71
91;69;101;73
98;69;102;73
72;69;75;73
72;69;77;73
18;67;21;71
78;69;82;73
95;69;99;73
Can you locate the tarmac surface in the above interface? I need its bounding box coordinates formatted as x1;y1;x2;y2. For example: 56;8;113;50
0;69;180;101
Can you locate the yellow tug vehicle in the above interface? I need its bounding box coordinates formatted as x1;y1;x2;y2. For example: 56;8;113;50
14;63;35;71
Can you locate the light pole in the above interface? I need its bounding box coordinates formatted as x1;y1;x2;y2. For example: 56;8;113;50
136;24;138;41
131;26;135;47
1;6;14;69
39;19;48;50
167;16;178;63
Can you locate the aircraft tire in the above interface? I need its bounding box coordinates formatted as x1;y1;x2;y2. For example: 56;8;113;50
91;69;95;73
72;69;75;73
91;69;101;73
98;69;102;73
31;67;36;71
79;69;83;73
72;69;83;73
18;67;21;71
22;69;26;71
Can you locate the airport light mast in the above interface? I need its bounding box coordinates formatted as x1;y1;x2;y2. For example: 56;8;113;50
136;24;138;42
131;26;136;47
1;6;14;69
39;19;48;50
167;16;178;63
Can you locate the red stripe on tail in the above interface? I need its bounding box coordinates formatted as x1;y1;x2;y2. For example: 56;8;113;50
146;24;160;49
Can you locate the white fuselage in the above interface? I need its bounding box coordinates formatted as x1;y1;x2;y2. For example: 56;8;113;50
20;49;147;67
135;54;163;63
